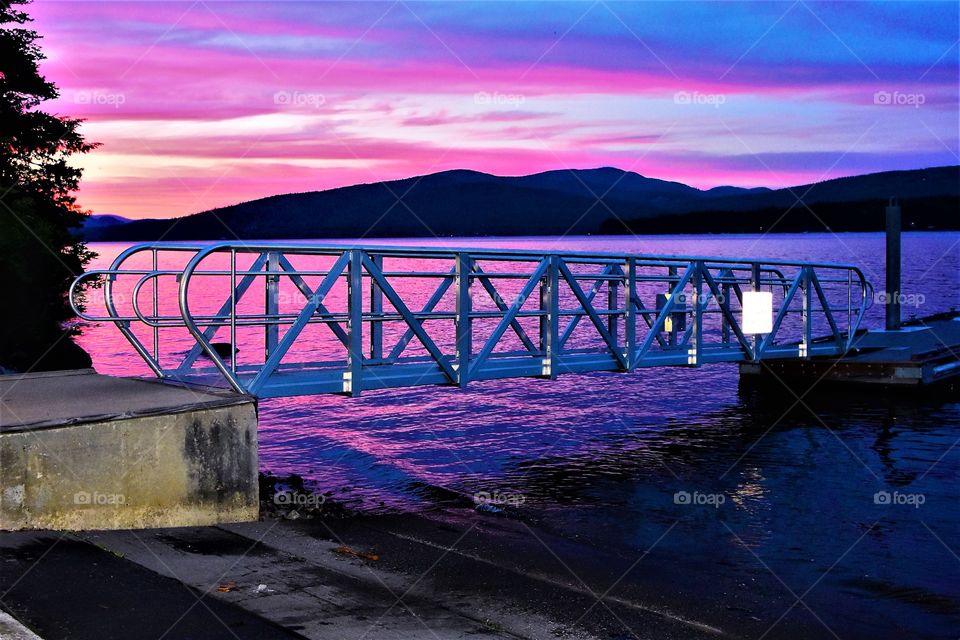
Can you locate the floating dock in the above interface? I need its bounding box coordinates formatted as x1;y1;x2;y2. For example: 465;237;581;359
740;311;960;389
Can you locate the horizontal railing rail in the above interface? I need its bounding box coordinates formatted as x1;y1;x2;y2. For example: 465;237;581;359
70;242;871;398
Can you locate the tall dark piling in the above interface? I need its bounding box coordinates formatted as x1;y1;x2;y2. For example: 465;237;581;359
885;197;902;330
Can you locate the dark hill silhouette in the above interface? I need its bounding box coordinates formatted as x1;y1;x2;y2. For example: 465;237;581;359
86;165;958;240
678;165;959;212
608;166;959;234
81;214;130;230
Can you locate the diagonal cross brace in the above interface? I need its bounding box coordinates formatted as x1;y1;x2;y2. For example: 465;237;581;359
248;252;351;394
635;262;696;361
469;258;549;377
615;262;668;352
558;264;616;349
701;267;754;359
809;269;843;349
558;262;627;369
363;254;458;383
758;269;804;356
473;263;538;353
675;264;712;354
177;252;269;374
277;254;350;347
632;296;668;350
385;268;456;362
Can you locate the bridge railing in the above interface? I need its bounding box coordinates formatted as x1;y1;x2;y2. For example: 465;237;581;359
70;242;871;398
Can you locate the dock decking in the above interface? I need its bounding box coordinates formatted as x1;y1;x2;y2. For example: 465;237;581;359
740;311;960;388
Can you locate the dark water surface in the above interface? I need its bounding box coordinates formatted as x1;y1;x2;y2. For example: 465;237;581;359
81;233;960;639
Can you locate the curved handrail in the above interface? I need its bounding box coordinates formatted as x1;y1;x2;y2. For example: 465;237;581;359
179;245;246;393
169;239;873;271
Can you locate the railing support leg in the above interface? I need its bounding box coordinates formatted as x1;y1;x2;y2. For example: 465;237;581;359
264;251;280;360
668;265;678;348
540;256;559;379
230;249;237;374
721;270;731;346
456;253;473;388
151;248;159;362
370;254;383;361
801;266;812;359
608;269;619;346
347;250;364;397
624;259;636;371
689;261;702;366
751;264;761;361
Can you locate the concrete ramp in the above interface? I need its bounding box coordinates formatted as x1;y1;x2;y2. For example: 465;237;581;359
0;370;258;531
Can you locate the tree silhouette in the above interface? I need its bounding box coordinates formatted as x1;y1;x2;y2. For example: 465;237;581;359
0;0;98;372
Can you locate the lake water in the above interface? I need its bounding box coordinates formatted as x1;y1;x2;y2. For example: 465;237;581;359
79;233;960;639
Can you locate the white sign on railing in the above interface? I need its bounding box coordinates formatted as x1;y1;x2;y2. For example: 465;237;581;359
741;291;773;334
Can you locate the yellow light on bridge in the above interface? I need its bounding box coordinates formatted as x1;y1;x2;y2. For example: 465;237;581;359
741;291;773;334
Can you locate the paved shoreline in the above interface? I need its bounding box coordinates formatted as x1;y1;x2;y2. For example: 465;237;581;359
0;503;833;640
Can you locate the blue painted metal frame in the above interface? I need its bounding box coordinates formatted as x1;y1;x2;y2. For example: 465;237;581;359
70;241;872;398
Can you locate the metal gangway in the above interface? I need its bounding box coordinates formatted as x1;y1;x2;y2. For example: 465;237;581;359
70;242;871;398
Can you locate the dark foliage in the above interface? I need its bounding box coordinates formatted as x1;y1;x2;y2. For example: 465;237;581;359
0;0;97;371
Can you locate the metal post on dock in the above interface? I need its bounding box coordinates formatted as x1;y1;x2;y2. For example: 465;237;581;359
346;249;364;397
751;264;761;361
540;256;559;379
370;254;384;361
885;197;901;330
455;252;472;388
265;251;280;358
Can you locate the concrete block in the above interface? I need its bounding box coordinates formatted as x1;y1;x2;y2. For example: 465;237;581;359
1;371;258;531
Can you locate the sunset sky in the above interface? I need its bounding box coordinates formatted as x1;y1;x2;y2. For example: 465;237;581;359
32;1;960;219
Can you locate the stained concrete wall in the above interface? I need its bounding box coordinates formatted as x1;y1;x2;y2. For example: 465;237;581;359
1;377;258;531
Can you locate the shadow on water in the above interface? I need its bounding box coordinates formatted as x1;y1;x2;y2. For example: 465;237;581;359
491;383;957;503
475;384;960;640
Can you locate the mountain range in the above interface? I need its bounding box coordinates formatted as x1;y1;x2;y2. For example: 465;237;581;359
83;165;959;241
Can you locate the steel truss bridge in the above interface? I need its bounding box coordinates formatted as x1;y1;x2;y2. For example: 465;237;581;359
71;242;871;398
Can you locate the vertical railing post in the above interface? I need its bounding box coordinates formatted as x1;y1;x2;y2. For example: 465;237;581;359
690;261;702;366
801;266;812;358
455;252;473;388
539;259;548;372
230;248;237;374
151;248;159;362
720;269;731;346
607;263;619;346
846;269;854;350
668;265;678;348
264;251;280;360
370;254;383;362
623;259;636;371
346;249;364;396
751;263;761;361
540;256;559;379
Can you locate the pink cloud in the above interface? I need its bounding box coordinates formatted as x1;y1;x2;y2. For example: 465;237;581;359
22;1;957;220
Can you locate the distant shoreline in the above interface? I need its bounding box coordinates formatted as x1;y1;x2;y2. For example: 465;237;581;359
80;165;960;242
83;226;960;244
